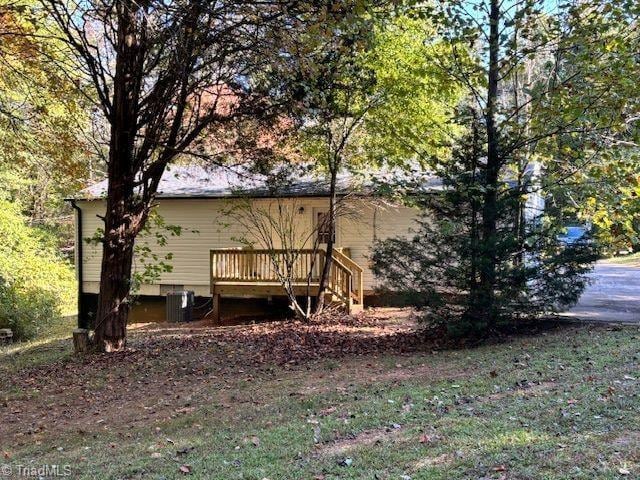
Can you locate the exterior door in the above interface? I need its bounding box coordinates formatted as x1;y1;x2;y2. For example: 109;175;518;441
314;208;336;246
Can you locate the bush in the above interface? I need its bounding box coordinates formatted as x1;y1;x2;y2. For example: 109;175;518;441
373;207;597;337
0;201;75;340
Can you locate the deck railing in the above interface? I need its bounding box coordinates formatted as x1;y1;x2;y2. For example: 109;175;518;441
332;248;364;304
210;248;364;308
210;249;325;283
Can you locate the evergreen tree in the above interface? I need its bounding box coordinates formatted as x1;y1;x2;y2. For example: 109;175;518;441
372;110;598;335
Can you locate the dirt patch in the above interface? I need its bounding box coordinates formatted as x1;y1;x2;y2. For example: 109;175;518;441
412;453;455;469
316;426;405;458
612;431;640;448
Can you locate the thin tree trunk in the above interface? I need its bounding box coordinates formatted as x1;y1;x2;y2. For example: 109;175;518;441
513;167;526;267
468;0;501;329
315;166;338;314
512;32;528;269
469;119;480;296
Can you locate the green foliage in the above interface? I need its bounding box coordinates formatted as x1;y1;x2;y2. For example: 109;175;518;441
556;149;640;254
287;9;463;173
0;1;95;238
520;0;640;253
361;15;465;167
372;0;639;333
131;211;182;294
373;207;597;337
0;200;75;340
372;125;599;336
0;2;91;339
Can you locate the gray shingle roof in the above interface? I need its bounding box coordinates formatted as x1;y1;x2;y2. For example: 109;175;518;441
73;164;443;200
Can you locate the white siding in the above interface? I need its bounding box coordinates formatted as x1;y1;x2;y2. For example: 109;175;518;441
339;199;420;289
79;201;106;292
78;196;419;294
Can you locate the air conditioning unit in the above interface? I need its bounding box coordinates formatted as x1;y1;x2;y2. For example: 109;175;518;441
166;290;194;323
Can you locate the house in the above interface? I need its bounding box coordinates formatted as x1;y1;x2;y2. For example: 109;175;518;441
69;163;545;325
69;164;440;325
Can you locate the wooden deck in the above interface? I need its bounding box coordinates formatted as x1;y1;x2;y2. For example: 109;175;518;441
210;248;364;319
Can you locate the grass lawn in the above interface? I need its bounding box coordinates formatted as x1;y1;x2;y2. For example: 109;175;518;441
0;315;76;375
1;310;638;479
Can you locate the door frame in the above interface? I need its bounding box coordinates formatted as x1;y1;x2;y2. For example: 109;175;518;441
312;206;340;248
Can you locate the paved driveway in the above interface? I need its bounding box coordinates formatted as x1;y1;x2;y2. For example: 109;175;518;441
562;261;640;324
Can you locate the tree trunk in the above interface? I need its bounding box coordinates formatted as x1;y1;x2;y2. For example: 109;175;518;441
513;168;526;267
93;239;135;351
93;189;137;352
92;0;143;352
73;328;90;353
467;0;501;329
315;166;338;314
468;119;481;300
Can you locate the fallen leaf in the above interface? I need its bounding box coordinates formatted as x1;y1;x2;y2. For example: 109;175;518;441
419;434;437;444
179;464;192;474
319;406;337;416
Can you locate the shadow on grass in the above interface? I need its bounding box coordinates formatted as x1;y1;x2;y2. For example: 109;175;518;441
0;315;76;374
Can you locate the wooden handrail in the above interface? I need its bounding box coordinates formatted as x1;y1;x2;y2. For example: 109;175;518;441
326;257;352;303
210;248;321;255
210;247;364;306
331;249;364;305
211;249;325;283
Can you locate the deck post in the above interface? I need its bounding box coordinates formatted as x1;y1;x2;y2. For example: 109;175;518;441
212;293;221;323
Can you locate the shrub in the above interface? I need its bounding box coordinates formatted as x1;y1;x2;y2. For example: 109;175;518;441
0;201;75;340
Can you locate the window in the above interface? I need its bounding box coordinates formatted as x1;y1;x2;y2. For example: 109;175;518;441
316;211;334;244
